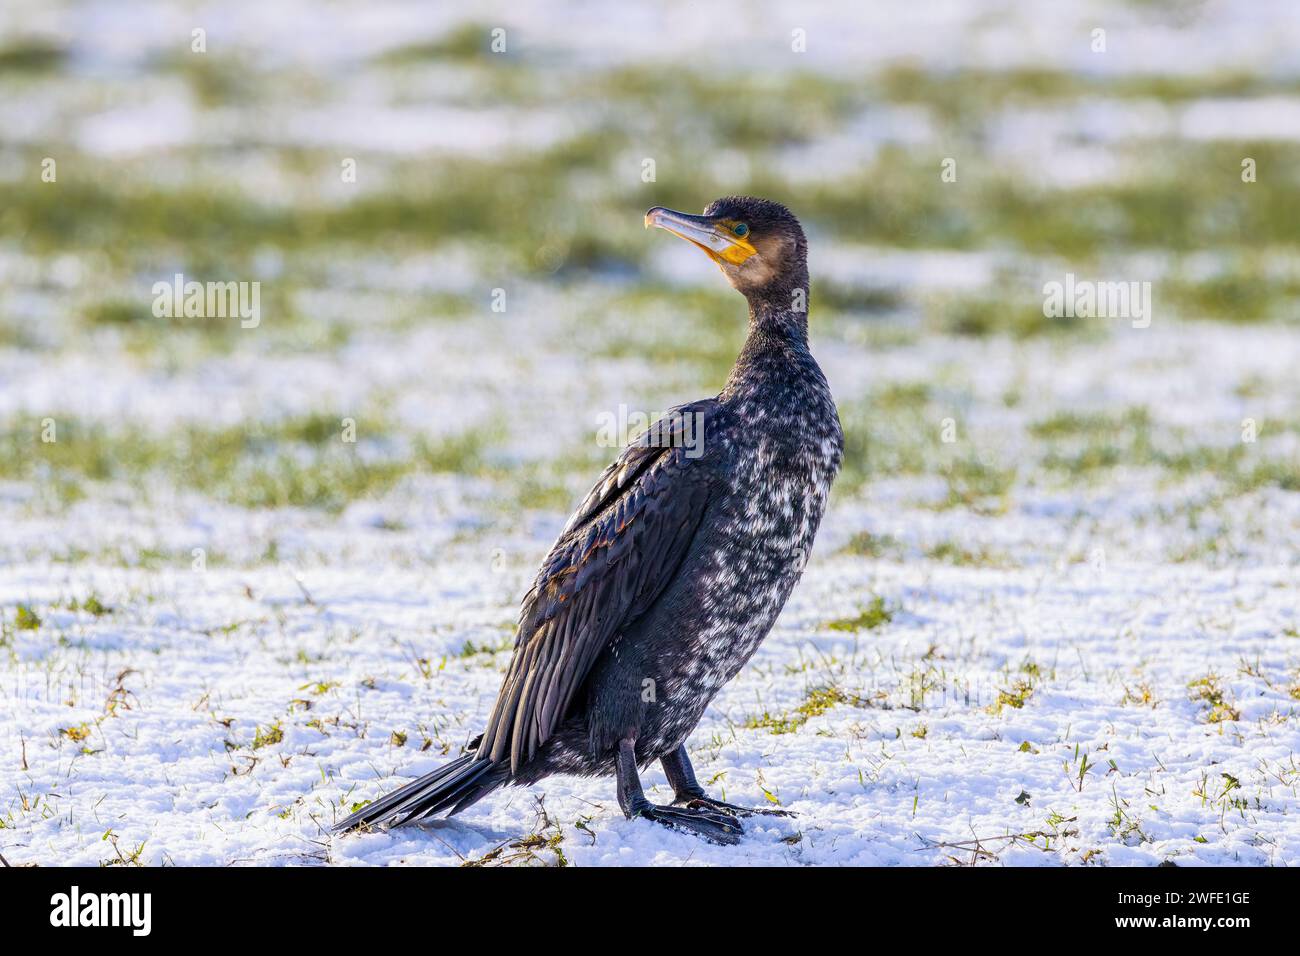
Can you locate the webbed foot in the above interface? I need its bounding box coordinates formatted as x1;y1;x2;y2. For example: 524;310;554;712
672;794;795;818
634;802;745;845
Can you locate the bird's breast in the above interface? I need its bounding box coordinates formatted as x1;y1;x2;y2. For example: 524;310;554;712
658;400;842;708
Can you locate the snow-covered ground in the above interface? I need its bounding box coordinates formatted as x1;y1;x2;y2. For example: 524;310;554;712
5;317;1300;867
6;551;1300;866
2;1;1299;866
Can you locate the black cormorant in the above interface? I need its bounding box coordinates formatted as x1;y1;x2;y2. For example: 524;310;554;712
334;197;843;844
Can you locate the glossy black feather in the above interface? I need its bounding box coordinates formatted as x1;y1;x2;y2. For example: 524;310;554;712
476;400;717;773
332;197;842;835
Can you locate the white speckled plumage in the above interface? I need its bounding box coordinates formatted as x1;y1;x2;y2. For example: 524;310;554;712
333;197;841;833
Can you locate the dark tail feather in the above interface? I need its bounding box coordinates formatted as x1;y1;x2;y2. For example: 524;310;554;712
332;754;506;833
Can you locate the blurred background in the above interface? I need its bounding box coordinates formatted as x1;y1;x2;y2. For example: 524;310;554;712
2;0;1298;565
2;1;1300;865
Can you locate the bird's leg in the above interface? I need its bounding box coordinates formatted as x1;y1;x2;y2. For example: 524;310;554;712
613;736;650;817
660;742;708;801
661;744;794;818
615;736;743;845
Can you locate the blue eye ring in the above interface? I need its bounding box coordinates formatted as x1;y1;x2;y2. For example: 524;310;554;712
732;223;749;238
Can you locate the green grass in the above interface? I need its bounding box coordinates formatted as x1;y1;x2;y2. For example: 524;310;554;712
745;685;866;735
925;540;1013;568
0;39;66;74
252;722;285;749
149;50;265;108
874;64;1300;122
376;23;505;64
1028;406;1300;492
0;134;638;275
12;109;1296;291
7;50;1299;298
991;678;1035;714
836;407;1020;510
586;286;746;384
931;294;1089;339
596;66;861;151
0;414;495;512
57;593;111;616
817;281;905;315
1032;407;1155;477
1188;674;1241;724
777;141;1300;259
1165;262;1300;323
796;382;1295;509
0;408;626;519
939;455;1016;511
7;52;1300;530
838;531;903;559
1029;407;1153;441
826;596;894;632
836;402;929;491
458;636;513;658
14;605;42;631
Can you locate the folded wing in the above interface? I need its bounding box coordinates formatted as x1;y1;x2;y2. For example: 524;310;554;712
477;401;717;773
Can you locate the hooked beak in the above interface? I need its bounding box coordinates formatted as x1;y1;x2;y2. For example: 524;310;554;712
644;206;757;265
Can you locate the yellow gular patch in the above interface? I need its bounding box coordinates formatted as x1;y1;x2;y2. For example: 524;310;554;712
717;240;757;265
714;221;758;264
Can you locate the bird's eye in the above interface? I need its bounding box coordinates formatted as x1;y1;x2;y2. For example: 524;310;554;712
733;223;749;238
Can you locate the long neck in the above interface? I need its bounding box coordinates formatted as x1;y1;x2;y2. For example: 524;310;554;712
748;293;808;344
722;270;819;399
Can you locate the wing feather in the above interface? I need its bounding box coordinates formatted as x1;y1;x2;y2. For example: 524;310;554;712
478;401;718;773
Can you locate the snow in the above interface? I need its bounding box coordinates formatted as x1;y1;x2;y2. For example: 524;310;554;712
4;315;1299;866
4;553;1298;866
2;0;1299;867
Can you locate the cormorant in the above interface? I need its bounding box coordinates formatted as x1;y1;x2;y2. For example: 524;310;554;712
334;197;842;844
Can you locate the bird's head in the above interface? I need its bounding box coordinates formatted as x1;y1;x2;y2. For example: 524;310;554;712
645;196;807;302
